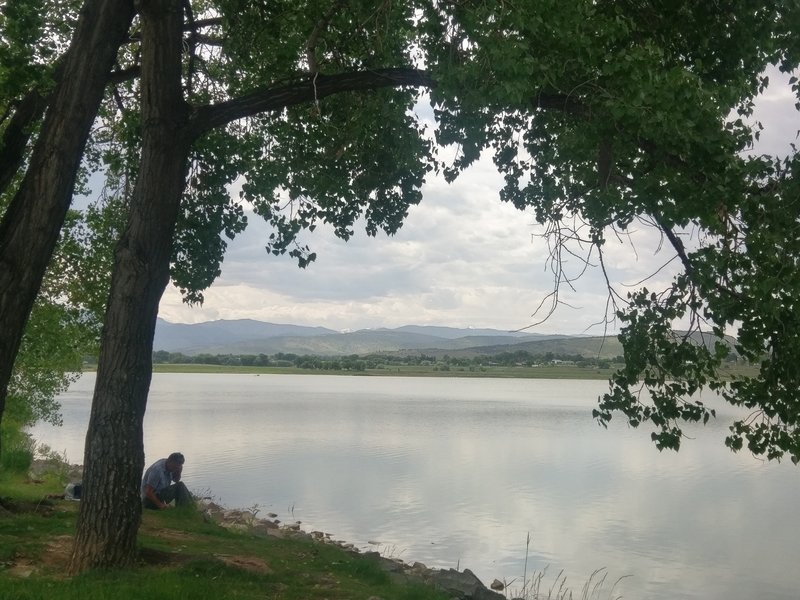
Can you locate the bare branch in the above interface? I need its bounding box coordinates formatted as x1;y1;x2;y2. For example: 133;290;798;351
189;33;224;46
653;214;693;275
189;17;223;29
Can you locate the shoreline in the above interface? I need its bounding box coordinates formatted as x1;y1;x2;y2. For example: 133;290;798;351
28;459;507;599
76;362;756;380
198;497;507;599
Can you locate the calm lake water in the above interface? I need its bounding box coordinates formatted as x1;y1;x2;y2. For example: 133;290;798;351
30;372;800;599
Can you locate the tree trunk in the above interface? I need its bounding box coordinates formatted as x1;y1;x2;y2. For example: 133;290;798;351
67;0;435;571
69;0;188;572
0;0;134;456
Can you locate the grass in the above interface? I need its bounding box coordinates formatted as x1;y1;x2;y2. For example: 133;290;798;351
0;469;450;600
501;533;628;600
1;456;632;600
151;362;622;379
149;362;758;380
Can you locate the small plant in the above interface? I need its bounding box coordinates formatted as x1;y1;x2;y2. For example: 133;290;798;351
0;428;35;474
505;567;628;600
378;543;407;560
33;443;73;484
504;533;628;600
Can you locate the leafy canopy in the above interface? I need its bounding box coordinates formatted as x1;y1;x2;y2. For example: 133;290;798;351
4;0;800;464
419;0;800;462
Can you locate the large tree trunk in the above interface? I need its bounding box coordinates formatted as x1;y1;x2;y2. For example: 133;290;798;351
67;0;435;571
69;0;188;572
0;0;134;456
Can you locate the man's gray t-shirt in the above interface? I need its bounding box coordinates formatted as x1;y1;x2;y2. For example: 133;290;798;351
141;458;172;500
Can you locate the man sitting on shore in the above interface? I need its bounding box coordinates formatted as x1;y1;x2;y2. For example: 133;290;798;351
141;452;193;509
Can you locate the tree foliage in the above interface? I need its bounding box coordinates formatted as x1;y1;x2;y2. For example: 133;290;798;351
415;0;800;463
1;0;800;572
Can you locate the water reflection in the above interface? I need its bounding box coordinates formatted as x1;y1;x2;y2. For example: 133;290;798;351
30;373;800;599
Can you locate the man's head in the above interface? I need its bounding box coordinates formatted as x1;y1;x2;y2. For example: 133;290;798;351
165;452;185;473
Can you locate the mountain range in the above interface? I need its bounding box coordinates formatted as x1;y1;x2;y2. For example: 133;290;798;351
153;318;625;358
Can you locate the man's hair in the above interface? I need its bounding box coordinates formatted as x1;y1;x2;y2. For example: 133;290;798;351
167;452;185;464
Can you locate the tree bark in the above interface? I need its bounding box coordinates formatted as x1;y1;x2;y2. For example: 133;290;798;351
0;87;50;195
0;0;134;456
70;0;188;572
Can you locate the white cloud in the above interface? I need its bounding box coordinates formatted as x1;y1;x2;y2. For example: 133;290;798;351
160;73;799;333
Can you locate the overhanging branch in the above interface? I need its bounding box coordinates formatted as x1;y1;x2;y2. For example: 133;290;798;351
188;67;436;139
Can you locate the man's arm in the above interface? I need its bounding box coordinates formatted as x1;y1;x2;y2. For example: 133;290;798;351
143;484;169;509
172;465;182;482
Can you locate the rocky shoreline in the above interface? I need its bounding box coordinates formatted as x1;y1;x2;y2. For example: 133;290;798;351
199;498;507;600
30;459;509;600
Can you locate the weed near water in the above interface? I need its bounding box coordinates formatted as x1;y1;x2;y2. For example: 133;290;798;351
501;533;628;600
504;566;628;600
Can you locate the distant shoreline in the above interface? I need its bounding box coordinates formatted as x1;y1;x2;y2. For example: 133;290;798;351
79;363;755;380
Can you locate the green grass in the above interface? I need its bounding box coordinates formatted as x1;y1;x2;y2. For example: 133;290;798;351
0;471;450;600
151;362;623;379
148;361;758;381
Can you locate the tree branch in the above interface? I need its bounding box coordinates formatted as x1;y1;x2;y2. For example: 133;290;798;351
189;17;223;29
183;0;197;92
653;214;693;275
125;16;223;44
0;64;139;198
306;0;347;74
533;90;589;116
0;89;50;195
188;33;224;46
189;67;436;139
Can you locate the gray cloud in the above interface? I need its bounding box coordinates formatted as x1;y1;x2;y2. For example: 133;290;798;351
160;74;798;333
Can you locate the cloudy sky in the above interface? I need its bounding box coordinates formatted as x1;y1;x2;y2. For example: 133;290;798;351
158;69;798;334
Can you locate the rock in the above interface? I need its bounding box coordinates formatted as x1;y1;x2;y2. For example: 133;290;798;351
250;522;279;536
490;579;505;591
219;522;249;532
374;557;405;574
410;562;430;576
429;568;505;600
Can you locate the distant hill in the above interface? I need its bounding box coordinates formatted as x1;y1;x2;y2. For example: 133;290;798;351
384;325;543;339
153;319;338;355
154;318;556;356
153;318;735;360
395;336;625;360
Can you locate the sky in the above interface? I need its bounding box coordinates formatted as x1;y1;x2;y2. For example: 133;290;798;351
157;68;799;334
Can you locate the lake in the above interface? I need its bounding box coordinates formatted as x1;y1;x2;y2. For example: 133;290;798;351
30;372;800;599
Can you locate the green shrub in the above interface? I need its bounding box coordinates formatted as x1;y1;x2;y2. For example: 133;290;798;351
0;424;34;474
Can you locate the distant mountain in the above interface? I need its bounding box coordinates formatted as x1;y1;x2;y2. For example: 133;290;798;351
154;318;552;356
153;319;338;354
384;325;543;339
153;318;737;360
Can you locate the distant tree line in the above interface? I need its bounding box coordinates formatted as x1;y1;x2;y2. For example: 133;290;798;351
151;349;627;371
